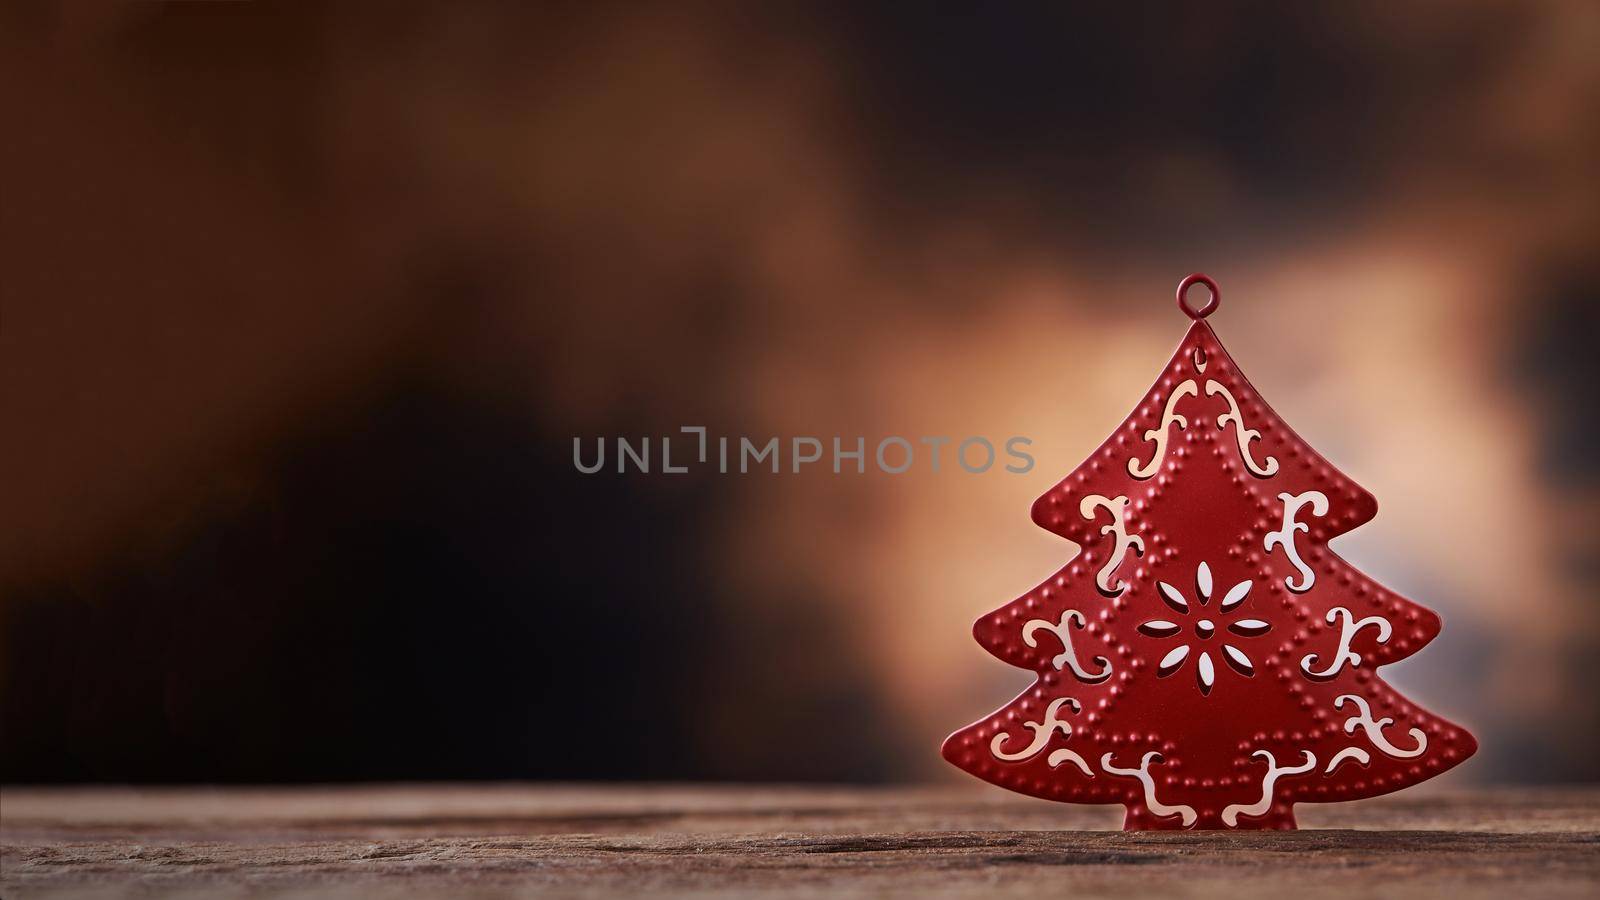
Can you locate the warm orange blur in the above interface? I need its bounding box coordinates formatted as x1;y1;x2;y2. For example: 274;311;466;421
2;2;1597;783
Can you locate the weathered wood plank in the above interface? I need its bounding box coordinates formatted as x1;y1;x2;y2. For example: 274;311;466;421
3;785;1597;898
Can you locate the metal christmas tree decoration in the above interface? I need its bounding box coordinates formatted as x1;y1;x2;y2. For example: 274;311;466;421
942;274;1477;830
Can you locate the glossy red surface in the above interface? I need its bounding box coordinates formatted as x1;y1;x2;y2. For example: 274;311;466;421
942;276;1478;830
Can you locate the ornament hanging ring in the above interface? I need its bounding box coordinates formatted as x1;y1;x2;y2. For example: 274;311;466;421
1176;273;1220;319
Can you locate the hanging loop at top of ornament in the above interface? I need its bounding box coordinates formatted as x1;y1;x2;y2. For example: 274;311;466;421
1177;273;1220;319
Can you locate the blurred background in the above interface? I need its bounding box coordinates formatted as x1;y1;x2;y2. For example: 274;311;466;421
2;1;1597;786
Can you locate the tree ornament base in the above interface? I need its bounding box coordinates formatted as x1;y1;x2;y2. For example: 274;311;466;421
1126;806;1296;831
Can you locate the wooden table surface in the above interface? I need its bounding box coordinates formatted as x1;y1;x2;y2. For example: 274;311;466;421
3;784;1597;898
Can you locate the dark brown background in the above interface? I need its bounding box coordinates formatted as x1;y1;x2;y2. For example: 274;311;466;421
2;1;1596;786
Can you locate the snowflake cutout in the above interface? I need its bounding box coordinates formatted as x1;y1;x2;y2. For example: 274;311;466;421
1138;562;1270;696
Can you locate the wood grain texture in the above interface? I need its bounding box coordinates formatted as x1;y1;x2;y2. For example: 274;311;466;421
3;785;1597;898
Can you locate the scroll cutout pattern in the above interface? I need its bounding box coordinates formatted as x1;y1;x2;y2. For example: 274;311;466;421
1048;747;1094;777
1128;380;1198;478
1222;750;1316;826
1300;607;1392;679
1324;746;1371;774
1100;752;1196;826
1206;379;1279;477
1263;491;1328;592
1079;494;1144;596
1335;694;1427;758
990;697;1080;762
1023;610;1112;683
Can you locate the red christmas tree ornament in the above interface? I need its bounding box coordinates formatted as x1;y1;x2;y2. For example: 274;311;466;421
942;274;1477;830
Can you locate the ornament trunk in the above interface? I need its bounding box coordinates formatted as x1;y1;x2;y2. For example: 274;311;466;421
942;275;1477;831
